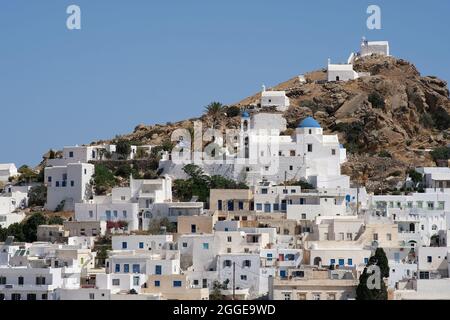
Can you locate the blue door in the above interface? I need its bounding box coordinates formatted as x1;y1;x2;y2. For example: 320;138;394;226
280;270;286;278
264;203;271;213
338;259;345;266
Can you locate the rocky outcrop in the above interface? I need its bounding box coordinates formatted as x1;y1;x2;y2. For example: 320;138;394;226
89;55;450;192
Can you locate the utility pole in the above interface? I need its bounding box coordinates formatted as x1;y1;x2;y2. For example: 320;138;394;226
232;262;236;300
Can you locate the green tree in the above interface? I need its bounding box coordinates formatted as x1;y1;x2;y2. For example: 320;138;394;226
22;212;47;242
17;165;39;184
225;105;241;118
148;218;177;234
204;101;224;127
209;281;225;300
356;248;389;300
93;164;117;195
430;146;450;162
408;169;423;186
28;185;47;207
116;140;132;159
356;267;388;300
373;248;390;278
48;216;65;225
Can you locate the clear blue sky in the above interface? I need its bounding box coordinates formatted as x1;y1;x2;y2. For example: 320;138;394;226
1;0;449;167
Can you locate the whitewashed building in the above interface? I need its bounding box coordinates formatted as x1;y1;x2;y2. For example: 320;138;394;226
44;163;95;211
0;164;17;183
260;85;290;112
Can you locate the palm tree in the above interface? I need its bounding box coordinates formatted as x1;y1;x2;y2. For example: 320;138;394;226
204;101;223;127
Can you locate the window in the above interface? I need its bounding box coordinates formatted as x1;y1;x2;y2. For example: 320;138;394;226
417;201;423;208
217;200;222;211
348;259;353;266
115;264;120;272
438;201;445;209
227;236;232;243
36;276;46;285
123;210;127;218
155;265;162;275
106;210;111;219
112;279;120;286
55;181;60;187
69;151;74;158
124;264;129;273
89;293;95;300
11;293;21;300
224;260;232;267
18;276;24;285
173;281;182;287
48;176;52;183
240;275;247;281
419;271;430;279
338;259;344;266
373;233;378;241
70;180;74;187
0;276;6;285
238;201;244;210
289;165;293;171
182;242;187;248
261;188;268;194
41;294;48;300
256;203;262;211
301;213;306;219
227;200;234;211
133;276;140;286
427;202;434;210
132;264;140;273
139;242;144;249
113;210;118;218
364;258;369;264
154;280;160;287
122;242;127;249
331;149;336;155
191;224;197;233
89;210;94;218
346;233;353;240
267;253;273;261
202;243;209;250
307;144;313;152
427;256;432;263
273;203;279;211
243;260;251;268
387;233;392;241
283;293;291;300
330;259;336;265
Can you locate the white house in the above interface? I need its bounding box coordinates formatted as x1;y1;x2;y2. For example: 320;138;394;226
260;85;290;112
112;235;173;251
327;58;359;82
0;163;17;183
359;38;389;57
45;163;95;211
416;167;450;192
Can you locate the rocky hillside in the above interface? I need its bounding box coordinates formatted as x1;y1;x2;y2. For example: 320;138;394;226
91;55;450;192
